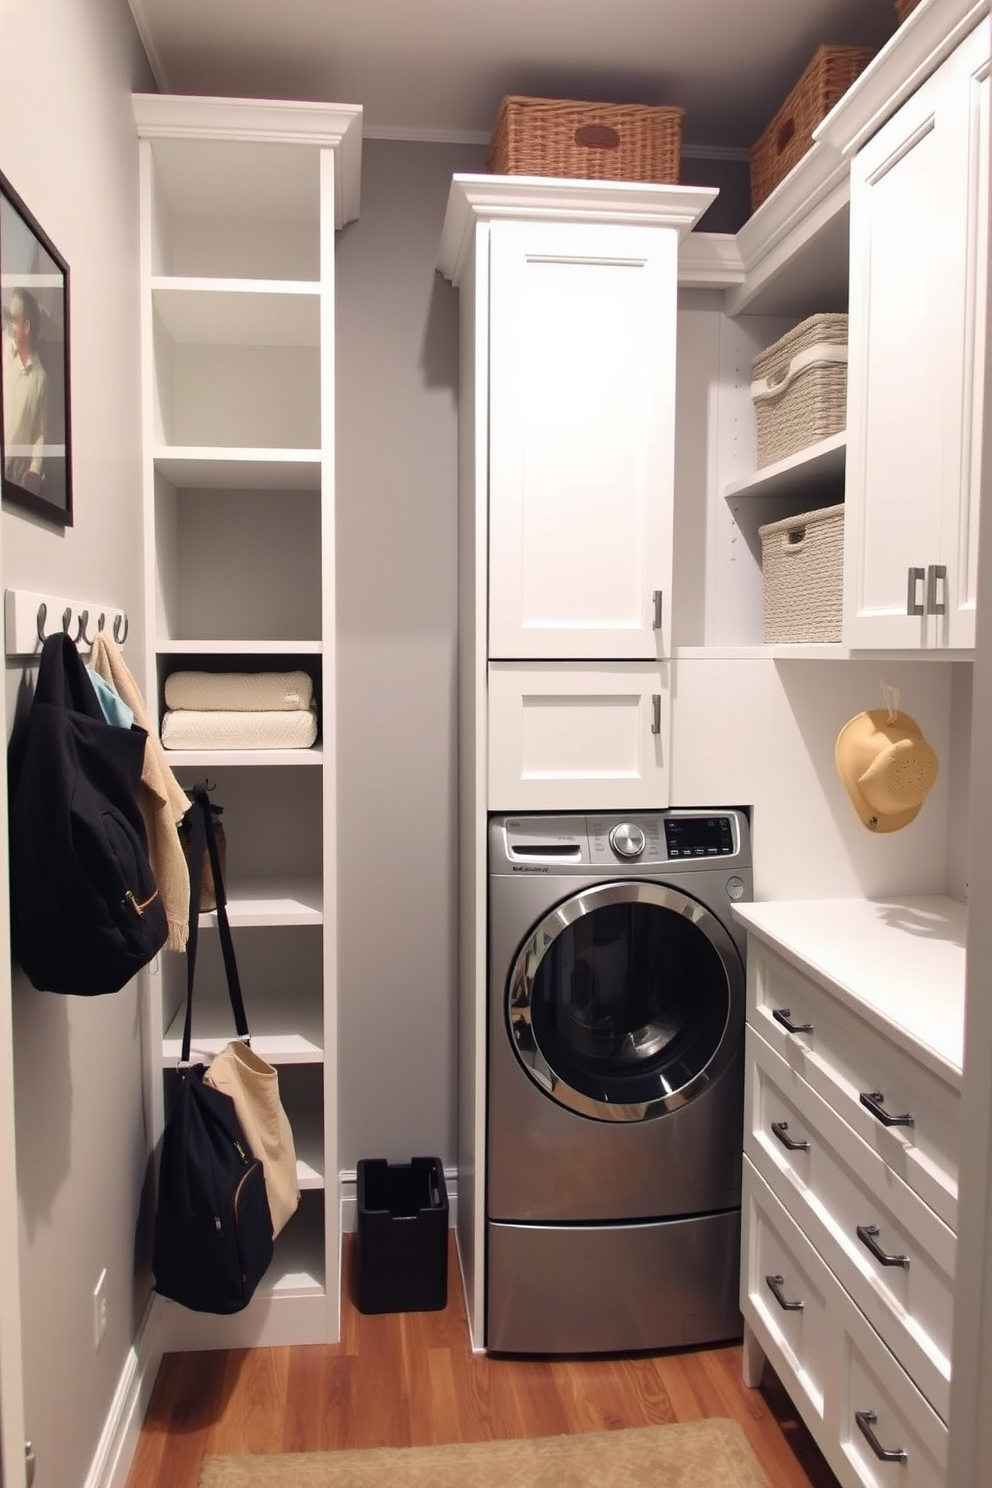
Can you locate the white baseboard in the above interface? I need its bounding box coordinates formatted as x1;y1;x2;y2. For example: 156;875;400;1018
83;1295;163;1488
339;1164;458;1233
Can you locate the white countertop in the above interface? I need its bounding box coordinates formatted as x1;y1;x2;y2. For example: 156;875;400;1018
732;895;967;1084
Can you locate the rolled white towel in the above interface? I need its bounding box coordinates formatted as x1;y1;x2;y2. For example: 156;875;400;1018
164;670;314;713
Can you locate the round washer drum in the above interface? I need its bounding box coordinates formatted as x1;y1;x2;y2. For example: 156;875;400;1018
507;878;745;1122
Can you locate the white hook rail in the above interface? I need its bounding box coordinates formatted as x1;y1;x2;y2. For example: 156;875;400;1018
4;588;129;660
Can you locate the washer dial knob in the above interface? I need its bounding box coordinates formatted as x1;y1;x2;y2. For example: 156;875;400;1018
610;823;645;859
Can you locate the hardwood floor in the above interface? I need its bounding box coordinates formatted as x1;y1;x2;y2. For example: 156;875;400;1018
124;1233;841;1487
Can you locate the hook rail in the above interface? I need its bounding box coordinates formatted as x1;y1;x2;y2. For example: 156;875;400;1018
5;589;130;660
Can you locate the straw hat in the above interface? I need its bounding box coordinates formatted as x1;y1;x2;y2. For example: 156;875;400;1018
835;708;938;833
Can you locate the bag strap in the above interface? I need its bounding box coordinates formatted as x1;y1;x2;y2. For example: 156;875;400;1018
180;782;250;1065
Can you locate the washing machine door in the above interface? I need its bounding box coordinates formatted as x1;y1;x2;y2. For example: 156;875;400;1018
507;881;744;1121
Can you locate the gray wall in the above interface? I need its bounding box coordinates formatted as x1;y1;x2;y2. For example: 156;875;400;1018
335;139;484;1172
0;0;155;1482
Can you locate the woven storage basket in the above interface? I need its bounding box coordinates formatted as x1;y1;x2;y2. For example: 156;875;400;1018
895;0;922;19
750;45;875;210
487;95;683;183
759;504;845;643
752;313;848;468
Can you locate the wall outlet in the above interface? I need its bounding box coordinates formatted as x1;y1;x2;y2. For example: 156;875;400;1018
93;1268;107;1351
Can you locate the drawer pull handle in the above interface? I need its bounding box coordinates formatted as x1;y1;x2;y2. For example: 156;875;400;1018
771;1120;810;1152
765;1274;804;1311
860;1090;914;1127
857;1223;909;1269
772;1007;813;1035
855;1410;908;1463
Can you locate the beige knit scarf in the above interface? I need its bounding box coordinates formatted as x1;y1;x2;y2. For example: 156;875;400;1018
89;633;190;951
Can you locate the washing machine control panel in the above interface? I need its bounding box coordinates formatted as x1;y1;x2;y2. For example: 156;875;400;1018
584;814;739;865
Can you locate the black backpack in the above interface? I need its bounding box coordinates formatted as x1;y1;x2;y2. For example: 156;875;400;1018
7;631;168;995
152;784;274;1313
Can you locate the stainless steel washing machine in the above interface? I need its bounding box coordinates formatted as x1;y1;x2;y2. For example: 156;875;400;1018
487;809;751;1354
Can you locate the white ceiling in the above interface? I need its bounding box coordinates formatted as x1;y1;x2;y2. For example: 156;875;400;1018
127;0;900;154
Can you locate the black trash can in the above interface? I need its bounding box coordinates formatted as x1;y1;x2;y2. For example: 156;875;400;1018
355;1156;448;1314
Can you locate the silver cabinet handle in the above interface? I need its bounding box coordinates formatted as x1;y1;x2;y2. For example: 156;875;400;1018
855;1410;907;1463
926;563;947;615
650;694;661;735
652;589;663;630
857;1223;909;1269
765;1273;804;1311
771;1120;810;1152
906;566;925;616
860;1090;913;1127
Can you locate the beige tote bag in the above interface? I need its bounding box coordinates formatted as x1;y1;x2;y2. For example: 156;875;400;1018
205;1040;300;1237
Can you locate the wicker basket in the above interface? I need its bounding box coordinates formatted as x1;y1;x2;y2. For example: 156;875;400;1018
750;45;875;210
752;313;849;468
895;0;922;19
487;95;683;183
759;504;845;643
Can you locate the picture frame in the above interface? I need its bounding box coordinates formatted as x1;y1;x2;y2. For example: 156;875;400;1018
0;169;72;527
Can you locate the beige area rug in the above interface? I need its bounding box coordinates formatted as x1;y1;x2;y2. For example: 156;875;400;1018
198;1419;770;1488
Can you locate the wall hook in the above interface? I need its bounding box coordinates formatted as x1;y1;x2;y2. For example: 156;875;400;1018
75;610;94;647
112;612;129;645
61;607;73;634
35;603;49;644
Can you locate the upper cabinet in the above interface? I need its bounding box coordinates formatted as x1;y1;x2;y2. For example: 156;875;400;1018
487;218;682;662
840;16;990;650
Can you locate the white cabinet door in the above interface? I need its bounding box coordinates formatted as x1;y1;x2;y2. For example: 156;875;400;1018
844;20;990;650
488;662;670;811
488;221;678;661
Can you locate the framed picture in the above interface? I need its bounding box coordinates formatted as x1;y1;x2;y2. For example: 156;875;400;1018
0;169;72;526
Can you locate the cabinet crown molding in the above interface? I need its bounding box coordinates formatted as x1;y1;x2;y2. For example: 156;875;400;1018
436;174;717;285
815;0;989;159
132;93;364;227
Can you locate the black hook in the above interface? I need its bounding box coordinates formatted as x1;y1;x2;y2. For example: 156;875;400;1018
75;610;95;647
61;607;72;634
112;612;129;645
36;603;48;644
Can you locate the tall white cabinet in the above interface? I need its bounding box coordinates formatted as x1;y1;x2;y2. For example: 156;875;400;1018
839;16;989;651
436;177;716;1343
133;94;362;1349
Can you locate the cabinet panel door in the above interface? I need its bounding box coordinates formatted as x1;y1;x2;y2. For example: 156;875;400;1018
488;221;677;660
488;662;670;811
844;24;989;650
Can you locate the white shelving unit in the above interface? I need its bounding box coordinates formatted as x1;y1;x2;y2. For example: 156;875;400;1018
134;92;362;1350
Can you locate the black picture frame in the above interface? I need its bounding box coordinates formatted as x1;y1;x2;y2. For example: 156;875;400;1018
0;169;72;527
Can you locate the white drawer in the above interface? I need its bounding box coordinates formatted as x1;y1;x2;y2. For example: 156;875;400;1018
743;1160;948;1488
747;1026;953;1423
748;942;959;1231
740;1154;830;1430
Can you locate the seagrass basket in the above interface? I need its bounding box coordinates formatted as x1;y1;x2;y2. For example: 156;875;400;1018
750;45;875;210
752;313;849;468
487;95;684;183
759;504;845;643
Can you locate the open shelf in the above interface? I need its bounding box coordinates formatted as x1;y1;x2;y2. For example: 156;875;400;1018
161;988;324;1064
725;431;846;501
153;449;322;490
195;877;323;927
151;281;321;345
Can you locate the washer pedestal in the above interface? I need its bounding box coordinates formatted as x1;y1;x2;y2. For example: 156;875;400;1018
486;1210;742;1355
